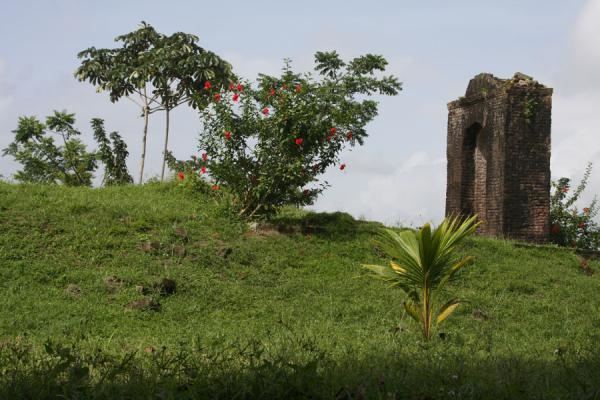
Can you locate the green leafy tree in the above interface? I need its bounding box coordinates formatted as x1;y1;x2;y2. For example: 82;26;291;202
178;52;401;218
2;111;97;186
75;22;163;184
151;31;235;182
550;163;599;250
91;118;133;186
363;215;480;340
75;22;233;184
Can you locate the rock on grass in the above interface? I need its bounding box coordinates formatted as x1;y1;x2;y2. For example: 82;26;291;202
125;298;160;311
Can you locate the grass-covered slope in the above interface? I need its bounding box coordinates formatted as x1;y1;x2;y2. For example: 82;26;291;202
0;182;599;399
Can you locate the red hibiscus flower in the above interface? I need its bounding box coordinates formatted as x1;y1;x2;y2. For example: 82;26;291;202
340;163;346;171
201;152;208;161
346;131;353;140
295;138;303;145
224;131;232;140
262;107;269;115
295;84;302;93
201;166;207;174
232;93;239;102
211;184;220;191
330;127;336;134
269;88;276;97
204;81;212;90
237;83;244;92
213;93;221;102
177;172;185;181
229;82;235;91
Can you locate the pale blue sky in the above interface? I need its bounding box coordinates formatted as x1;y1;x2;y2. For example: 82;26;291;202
1;0;598;224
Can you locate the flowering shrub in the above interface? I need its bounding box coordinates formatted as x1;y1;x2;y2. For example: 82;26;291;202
165;152;212;194
181;52;401;218
549;163;599;250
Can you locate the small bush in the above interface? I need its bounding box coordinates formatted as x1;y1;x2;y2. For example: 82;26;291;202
2;111;97;186
3;112;133;187
549;163;599;250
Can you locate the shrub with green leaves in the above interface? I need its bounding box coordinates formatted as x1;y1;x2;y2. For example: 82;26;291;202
3;112;134;188
550;163;599;250
91;118;133;186
164;150;213;194
180;51;401;218
2;111;97;186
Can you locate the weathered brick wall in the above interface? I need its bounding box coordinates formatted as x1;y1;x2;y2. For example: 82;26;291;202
445;73;552;243
503;86;553;242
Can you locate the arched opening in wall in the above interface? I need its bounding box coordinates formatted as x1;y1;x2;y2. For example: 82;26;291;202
460;123;487;224
473;129;488;224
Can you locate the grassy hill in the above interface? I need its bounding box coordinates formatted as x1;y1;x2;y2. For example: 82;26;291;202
1;182;599;399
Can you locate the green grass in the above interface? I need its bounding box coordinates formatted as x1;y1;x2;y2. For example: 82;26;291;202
1;182;599;399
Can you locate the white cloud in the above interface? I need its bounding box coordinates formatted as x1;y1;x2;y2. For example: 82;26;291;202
569;0;600;91
552;92;600;178
312;151;446;226
550;0;600;210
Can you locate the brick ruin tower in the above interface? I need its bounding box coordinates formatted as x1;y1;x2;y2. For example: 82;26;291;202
445;72;553;242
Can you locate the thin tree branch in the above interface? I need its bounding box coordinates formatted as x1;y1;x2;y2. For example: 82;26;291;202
125;95;144;108
132;88;164;108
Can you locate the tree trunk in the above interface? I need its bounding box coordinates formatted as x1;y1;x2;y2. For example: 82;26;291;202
160;107;170;182
138;98;150;185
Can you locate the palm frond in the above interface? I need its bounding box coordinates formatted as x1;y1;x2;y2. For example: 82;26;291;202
436;298;460;325
364;215;479;340
404;301;422;323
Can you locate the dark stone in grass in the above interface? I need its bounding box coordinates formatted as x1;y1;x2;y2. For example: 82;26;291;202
335;384;366;400
243;223;282;238
103;275;124;293
217;246;233;259
174;227;188;240
172;244;186;257
136;285;152;295
389;325;405;334
65;284;82;298
191;240;210;248
472;308;489;321
140;241;160;253
155;278;176;296
125;297;160;311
